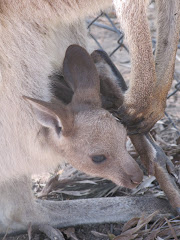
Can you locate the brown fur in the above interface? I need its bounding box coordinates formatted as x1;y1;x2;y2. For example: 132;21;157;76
114;0;180;133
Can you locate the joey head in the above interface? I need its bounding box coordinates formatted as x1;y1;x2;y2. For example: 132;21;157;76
25;45;143;189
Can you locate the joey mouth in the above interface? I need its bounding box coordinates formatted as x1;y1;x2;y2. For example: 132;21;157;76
126;172;143;189
110;165;143;189
114;175;143;189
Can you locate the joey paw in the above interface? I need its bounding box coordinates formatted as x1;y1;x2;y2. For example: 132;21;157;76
116;103;165;134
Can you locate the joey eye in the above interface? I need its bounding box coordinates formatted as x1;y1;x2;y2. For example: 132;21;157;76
55;126;62;135
91;155;107;164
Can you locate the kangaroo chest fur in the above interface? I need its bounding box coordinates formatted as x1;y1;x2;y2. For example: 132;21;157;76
0;4;90;180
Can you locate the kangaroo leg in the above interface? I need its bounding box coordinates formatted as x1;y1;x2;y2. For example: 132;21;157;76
2;195;172;237
113;0;158;133
113;0;180;134
0;176;38;233
91;49;180;215
155;0;180;97
132;0;180;133
0;176;67;236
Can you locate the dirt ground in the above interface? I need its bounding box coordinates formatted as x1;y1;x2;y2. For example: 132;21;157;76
4;2;180;240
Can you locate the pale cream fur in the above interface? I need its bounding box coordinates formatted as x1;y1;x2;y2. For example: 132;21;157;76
0;0;179;234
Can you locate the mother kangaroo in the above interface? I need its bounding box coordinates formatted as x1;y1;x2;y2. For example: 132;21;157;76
0;0;180;235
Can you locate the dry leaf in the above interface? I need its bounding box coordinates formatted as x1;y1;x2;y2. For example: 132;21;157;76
164;217;178;240
114;233;138;240
91;230;108;238
122;218;140;232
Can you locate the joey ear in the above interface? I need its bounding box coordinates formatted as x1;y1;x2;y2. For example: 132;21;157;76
23;96;73;136
91;50;127;111
63;45;101;107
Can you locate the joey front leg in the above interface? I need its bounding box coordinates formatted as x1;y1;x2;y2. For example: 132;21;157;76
92;49;180;214
113;0;180;133
130;134;180;214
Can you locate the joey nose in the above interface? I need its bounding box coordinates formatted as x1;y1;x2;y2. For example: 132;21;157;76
121;168;143;189
124;157;143;186
130;172;143;185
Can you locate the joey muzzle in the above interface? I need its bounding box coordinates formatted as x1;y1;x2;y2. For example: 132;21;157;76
121;169;143;189
125;158;143;188
117;158;143;189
